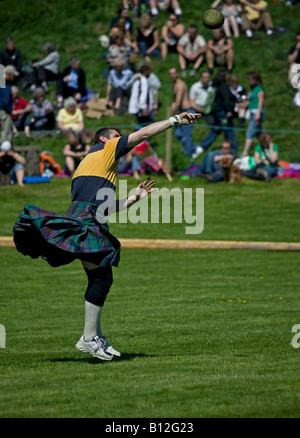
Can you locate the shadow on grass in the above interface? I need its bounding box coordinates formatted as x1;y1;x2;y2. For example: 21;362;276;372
48;352;153;364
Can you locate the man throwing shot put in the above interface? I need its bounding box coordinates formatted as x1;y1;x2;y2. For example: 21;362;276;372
13;112;201;361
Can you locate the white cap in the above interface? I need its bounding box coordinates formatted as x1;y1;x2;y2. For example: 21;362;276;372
1;140;12;152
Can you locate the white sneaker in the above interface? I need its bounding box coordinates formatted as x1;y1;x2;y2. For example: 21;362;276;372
76;335;113;361
192;146;204;160
100;337;121;357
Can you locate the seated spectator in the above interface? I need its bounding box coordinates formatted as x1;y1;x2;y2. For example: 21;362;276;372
238;0;274;39
134;13;161;63
27;42;60;92
199;140;234;182
129;64;155;125
106;32;132;69
63;131;90;176
177;24;206;77
189;70;214;116
56;56;86;106
11;86;32;134
229;74;248;126
109;17;134;48
0;140;25;187
118;149;141;180
161;13;185;60
0;66;15;143
110;6;134;35
243;132;279;181
212;0;242;38
122;0;149;16
106;57;133;115
0;37;22;78
57;97;84;133
149;0;183;17
288;32;300;87
206;29;234;74
25;87;55;136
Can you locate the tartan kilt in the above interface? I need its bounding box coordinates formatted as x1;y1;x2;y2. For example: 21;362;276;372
12;202;121;268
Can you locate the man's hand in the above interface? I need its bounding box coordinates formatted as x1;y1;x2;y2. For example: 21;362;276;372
135;177;156;201
179;112;202;125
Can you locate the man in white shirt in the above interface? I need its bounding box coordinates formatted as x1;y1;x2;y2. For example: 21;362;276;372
189;71;213;115
128;64;155;125
177;25;206;78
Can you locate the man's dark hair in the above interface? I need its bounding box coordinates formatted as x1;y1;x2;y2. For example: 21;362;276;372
140;64;151;75
93;127;121;145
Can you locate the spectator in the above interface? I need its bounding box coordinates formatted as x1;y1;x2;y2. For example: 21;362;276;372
150;0;183;17
11;86;32;134
118;149;141;180
63;131;90;176
238;0;274;39
129;64;155;125
0;37;22;77
110;6;134;35
25;87;55;136
0;65;16;143
134;13;161;63
161;13;185;60
199;140;234;182
169;66;198;157
27;42;60;92
148;70;161;114
177;24;206;77
106;32;132;69
57;97;84;133
56;56;87;105
241;71;264;156
206;29;234;74
193;70;238;159
288;32;300;87
106;57;133;115
243;132;279;181
109;17;134;48
229;74;248;126
0;140;25;187
189;71;214;115
211;0;242;38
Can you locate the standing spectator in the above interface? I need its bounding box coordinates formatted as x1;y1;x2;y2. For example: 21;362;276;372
129;64;155;125
238;0;274;39
288;32;300;88
211;0;242;38
169;66;198;157
57;97;84;133
134;13;161;63
189;71;214;115
0;65;18;143
56;56;87;105
229;74;248;126
25;87;55;136
0;37;22;77
27;42;60;92
150;0;183;17
177;24;206;77
106;57;133;115
160;13;185;60
0;140;25;187
241;71;264;156
206;29;234;74
193;70;238;159
63;131;90;176
11;86;32;134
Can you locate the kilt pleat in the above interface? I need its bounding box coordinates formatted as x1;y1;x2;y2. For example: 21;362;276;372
12;202;121;268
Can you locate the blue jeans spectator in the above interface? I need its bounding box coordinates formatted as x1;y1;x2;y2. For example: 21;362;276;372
199;150;224;181
175;108;198;157
246;111;265;140
200;109;238;154
138;41;161;59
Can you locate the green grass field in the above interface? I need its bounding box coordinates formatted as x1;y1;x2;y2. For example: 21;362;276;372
1;0;300;419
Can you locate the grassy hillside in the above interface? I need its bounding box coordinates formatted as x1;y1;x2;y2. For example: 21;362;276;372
0;0;299;170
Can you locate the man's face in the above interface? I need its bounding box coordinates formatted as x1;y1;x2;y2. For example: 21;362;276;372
100;129;120;143
201;73;210;87
221;142;231;153
169;68;178;82
188;27;197;40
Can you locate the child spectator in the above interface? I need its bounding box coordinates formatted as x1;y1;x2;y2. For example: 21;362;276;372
0;140;25;186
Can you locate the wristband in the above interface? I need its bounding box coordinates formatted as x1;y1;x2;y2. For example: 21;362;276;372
169;115;181;127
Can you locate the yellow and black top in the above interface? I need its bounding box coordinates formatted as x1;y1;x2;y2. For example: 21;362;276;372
71;135;130;205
